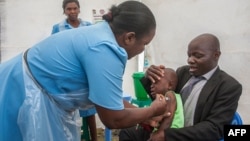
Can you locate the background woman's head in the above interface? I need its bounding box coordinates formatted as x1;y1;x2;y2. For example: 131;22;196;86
62;0;80;20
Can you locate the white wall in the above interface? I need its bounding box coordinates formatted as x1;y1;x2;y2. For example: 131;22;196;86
0;0;249;126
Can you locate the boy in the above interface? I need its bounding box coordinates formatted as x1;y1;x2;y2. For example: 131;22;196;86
119;68;184;141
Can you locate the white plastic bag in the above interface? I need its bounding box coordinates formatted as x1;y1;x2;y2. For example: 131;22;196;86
17;58;81;141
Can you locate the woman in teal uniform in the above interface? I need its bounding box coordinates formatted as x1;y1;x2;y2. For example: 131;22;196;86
0;1;168;141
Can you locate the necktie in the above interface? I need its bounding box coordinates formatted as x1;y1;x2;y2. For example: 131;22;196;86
181;76;204;104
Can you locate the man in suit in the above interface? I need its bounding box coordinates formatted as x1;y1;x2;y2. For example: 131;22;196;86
120;33;242;141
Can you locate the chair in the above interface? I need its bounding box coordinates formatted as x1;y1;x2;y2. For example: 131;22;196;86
81;117;90;141
231;112;243;125
219;112;243;141
80;108;97;141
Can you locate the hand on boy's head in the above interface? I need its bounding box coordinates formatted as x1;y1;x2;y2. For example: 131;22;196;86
146;65;165;83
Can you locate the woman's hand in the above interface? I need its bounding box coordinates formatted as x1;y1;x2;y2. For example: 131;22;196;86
145;65;165;83
150;94;168;117
95;94;167;129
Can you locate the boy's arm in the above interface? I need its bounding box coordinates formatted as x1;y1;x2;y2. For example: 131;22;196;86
157;91;177;131
140;77;177;131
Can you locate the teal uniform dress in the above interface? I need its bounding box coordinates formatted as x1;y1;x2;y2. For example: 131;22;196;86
0;21;127;141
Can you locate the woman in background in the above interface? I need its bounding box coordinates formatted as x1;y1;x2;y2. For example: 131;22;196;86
51;0;91;34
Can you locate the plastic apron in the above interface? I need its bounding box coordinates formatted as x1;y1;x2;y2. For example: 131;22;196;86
17;52;94;141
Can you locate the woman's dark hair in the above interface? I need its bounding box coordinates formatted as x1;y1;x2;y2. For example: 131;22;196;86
103;1;156;39
62;0;80;9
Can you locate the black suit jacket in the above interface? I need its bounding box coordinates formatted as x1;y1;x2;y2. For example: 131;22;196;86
164;65;242;141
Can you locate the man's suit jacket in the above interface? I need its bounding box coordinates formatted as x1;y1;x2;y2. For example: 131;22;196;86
164;65;242;141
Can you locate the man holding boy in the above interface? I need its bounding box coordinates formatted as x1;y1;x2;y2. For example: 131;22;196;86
147;33;242;141
120;33;242;141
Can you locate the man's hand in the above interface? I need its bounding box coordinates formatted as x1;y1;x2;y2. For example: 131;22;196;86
143;115;163;128
145;65;165;83
147;130;165;141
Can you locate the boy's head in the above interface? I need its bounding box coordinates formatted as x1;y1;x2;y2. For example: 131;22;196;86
150;68;178;98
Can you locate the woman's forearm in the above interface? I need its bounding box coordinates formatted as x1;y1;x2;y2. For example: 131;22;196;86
96;105;156;129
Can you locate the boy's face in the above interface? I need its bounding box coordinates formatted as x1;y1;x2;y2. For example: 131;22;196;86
150;75;170;98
